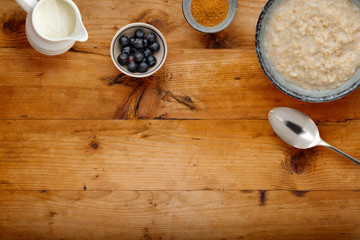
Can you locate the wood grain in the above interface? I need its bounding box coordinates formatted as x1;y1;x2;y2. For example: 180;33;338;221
0;0;264;50
1;120;360;191
1;0;360;238
1;48;360;120
2;0;360;121
1;190;359;240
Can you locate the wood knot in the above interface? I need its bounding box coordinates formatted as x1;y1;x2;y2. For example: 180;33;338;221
3;14;25;33
89;140;99;150
104;73;134;86
147;17;165;31
143;227;151;240
282;148;314;174
49;211;57;217
135;9;172;33
291;191;308;197
90;175;100;180
204;32;233;49
160;91;197;111
259;190;267;206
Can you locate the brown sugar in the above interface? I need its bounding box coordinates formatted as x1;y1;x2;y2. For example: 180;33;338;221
190;0;229;27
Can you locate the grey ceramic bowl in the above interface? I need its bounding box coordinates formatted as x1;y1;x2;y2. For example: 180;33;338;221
110;23;167;78
255;0;360;102
182;0;237;33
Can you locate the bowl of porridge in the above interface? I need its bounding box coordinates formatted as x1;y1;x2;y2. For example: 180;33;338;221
255;0;360;102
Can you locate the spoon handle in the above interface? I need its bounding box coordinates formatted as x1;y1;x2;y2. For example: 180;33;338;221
319;140;360;166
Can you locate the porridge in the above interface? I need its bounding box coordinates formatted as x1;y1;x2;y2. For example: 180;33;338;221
265;0;360;90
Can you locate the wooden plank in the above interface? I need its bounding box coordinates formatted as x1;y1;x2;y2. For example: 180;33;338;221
0;190;359;240
1;120;360;191
0;0;265;51
0;48;128;120
1;48;360;120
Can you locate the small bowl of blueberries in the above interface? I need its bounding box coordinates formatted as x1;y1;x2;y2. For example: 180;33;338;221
110;23;168;78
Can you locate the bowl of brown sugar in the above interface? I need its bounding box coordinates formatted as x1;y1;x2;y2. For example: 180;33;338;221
182;0;237;33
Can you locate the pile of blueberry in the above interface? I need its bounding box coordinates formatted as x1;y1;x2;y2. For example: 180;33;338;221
117;29;160;73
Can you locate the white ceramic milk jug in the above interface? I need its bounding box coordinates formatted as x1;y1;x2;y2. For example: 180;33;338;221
15;0;88;55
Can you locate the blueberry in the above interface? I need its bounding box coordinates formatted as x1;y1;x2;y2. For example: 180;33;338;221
129;54;135;63
134;52;144;63
117;53;129;65
138;62;149;73
119;35;129;46
147;55;157;67
144;48;152;57
149;42;160;52
146;55;156;62
121;46;132;55
127;62;138;72
135;29;145;38
142;57;147;63
134;48;144;54
146;33;157;43
143;39;149;48
134;38;144;49
129;37;135;46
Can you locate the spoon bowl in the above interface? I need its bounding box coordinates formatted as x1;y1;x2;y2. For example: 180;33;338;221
268;107;321;149
269;107;360;166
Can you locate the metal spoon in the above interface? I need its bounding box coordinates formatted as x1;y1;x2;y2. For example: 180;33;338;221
268;107;360;166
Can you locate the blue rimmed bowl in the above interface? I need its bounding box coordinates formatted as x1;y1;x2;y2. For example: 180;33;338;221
111;23;167;78
255;0;360;102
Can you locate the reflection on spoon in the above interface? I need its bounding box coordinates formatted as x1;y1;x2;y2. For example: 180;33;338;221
285;121;304;135
268;107;360;166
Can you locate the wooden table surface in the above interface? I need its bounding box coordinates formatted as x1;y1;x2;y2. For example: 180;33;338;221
1;0;360;239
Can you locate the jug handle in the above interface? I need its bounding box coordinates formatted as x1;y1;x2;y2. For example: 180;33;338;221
15;0;38;13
